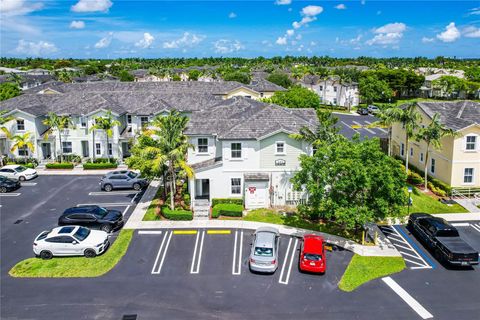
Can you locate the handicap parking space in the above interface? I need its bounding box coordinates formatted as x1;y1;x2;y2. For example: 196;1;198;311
379;225;435;270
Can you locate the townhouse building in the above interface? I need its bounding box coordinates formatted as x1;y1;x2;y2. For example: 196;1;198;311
391;101;480;189
301;75;359;108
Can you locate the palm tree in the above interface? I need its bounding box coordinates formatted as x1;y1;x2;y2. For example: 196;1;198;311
388;103;421;173
10;132;35;164
145;110;194;210
415;113;456;190
0;110;14;166
374;106;397;157
91;110;121;162
43;113;74;163
42;112;60;161
290;110;341;150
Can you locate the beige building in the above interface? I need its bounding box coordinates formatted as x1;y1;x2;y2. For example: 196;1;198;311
391;101;480;188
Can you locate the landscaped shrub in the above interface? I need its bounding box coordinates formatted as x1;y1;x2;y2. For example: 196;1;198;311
211;198;244;207
428;182;447;197
46;162;74;169
7;162;36;169
7;157;38;167
88;158;118;164
430;178;451;196
161;206;193;220
212;203;243;218
56;154;81;163
407;171;424;185
83;162;118;170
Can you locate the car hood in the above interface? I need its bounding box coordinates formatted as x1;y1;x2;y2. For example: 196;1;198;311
23;168;37;175
104;210;122;221
84;230;109;244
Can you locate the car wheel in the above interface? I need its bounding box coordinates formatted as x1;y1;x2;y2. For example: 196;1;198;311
133;183;141;191
101;224;112;233
104;184;113;192
19;176;26;181
0;186;7;193
84;249;97;258
40;250;53;260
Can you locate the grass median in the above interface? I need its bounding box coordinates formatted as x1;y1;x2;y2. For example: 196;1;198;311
9;229;133;278
338;255;406;292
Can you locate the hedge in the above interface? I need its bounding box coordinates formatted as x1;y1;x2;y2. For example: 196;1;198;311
7;162;36;169
211;198;244;207
212;203;243;218
45;162;74;169
407;171;423;185
83;163;118;170
89;158;118;164
161;206;193;220
397;158;451;195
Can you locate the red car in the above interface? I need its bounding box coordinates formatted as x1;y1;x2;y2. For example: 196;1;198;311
299;234;326;273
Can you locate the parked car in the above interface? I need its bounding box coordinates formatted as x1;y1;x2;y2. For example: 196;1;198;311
357;107;369;115
299;234;326;274
249;227;280;273
33;226;109;259
367;105;380;114
408;213;479;266
0;176;21;193
100;170;148;192
0;165;37;181
58;205;124;233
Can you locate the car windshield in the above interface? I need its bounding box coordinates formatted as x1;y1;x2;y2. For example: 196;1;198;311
73;227;90;241
127;172;137;179
15;166;27;172
304;253;322;261
94;207;109;218
254;247;273;257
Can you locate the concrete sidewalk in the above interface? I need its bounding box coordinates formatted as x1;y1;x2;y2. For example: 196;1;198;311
36;165;130;175
432;212;480;221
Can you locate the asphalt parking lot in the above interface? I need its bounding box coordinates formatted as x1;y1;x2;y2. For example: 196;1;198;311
333;113;388;139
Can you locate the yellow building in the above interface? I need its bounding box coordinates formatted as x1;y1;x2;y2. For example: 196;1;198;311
391;101;480;188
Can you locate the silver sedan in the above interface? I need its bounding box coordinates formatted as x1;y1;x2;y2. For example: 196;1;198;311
249;227;280;273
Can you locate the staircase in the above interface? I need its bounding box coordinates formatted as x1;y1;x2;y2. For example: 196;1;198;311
193;199;210;220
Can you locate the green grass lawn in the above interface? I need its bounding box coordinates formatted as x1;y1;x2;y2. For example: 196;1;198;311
400;186;468;215
9;229;134;278
243;209;360;242
143;188;164;221
338;255;406;292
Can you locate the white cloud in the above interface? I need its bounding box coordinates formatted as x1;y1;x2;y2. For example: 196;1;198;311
71;0;112;13
135;32;155;48
213;39;244;54
15;39;57;56
286;29;295;36
310;41;317;46
468;7;480;15
94;33;113;48
276;36;287;45
163;32;205;49
0;0;43;16
228;12;236;18
436;22;460;42
367;22;406;46
70;20;85;29
335;4;346;10
302;5;323;16
463;26;480;38
361;0;366;5
275;0;292;5
422;37;435;43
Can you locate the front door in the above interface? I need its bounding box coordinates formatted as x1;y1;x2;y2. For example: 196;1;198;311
41;143;51;159
81;141;89;157
245;181;268;209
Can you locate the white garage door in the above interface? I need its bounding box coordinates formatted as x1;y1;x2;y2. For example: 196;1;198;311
245;181;269;209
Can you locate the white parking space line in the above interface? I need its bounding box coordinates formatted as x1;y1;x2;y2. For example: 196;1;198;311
138;230;163;235
382;277;434;319
151;231;173;274
451;222;470;227
122;205;130;216
190;230;205;274
232;230;243;275
352;120;376;134
364;120;388;134
279;238;298;285
470;223;480;233
131;192;141;203
76;203;132;207
20;182;37;186
89;191;141;196
341;121;356;131
0;193;21;197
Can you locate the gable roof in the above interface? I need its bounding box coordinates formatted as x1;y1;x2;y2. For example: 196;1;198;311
414;101;480;131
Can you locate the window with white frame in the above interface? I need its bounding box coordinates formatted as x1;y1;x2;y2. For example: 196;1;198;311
276;141;285;154
95;143;101;155
197;138;208;153
430;158;436;174
140;116;149;127
333;98;337;105
18;147;28;156
464;168;474;183
108;143;112;156
465;135;477;151
62;141;72;154
127;115;132;124
420;152;424;162
80;116;87;128
333;86;337;92
231;178;241;195
400;143;405;156
231;143;242;158
16;119;25;131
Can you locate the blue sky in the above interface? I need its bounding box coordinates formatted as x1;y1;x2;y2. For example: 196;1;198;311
1;1;479;58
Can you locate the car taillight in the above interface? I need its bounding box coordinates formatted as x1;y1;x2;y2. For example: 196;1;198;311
271;259;276;265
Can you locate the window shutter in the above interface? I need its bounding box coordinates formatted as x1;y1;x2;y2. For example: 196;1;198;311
243;143;248;160
224;145;230;160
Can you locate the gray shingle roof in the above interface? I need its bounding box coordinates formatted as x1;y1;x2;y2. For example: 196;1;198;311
415;101;480;131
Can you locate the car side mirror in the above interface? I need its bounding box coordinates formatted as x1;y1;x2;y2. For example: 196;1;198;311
72;240;78;245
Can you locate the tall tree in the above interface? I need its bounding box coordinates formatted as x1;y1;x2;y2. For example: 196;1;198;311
374;106;397;156
42;112;60;161
0;83;21;101
415;113;456;190
264;85;320;109
290;110;341;148
91;110;121;162
43;113;74;163
358;75;393;105
10;132;35;164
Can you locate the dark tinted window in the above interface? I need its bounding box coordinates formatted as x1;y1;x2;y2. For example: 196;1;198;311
73;227;90;241
36;231;50;241
127;172;137;179
45;236;62;243
436;229;459;237
94;207;108;218
58;236;74;243
59;226;75;234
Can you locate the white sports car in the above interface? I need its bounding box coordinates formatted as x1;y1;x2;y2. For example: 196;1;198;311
33;226;109;259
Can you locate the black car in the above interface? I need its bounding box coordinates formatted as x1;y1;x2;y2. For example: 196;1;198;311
0;176;21;193
357;107;369;115
58;205;124;233
408;213;479;266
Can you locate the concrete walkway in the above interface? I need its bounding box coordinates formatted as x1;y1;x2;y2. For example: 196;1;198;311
124;179;400;257
432;212;480;221
36;164;130;175
453;198;480;213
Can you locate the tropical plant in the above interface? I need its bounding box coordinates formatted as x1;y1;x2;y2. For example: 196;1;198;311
42;112;75;163
0;82;21;101
358;75;394;105
374;106;397;156
290;109;341;148
10;132;35;163
0;110;14;166
91;110;121;162
415;113;456;190
264;85;320;109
